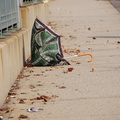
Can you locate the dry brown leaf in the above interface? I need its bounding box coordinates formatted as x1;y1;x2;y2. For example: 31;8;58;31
51;95;59;99
21;92;28;94
18;114;28;119
37;84;43;86
11;86;19;90
8;92;17;96
29;70;34;73
39;95;51;102
17;75;24;79
63;70;68;74
59;86;66;89
88;27;91;30
92;68;96;72
29;102;34;105
117;41;120;44
29;85;35;89
19;99;25;104
52;82;55;84
34;74;43;76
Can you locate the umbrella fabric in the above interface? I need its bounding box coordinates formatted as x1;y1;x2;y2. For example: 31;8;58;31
31;18;70;66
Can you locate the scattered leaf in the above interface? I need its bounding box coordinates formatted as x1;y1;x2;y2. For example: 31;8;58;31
8;117;14;119
21;93;28;94
117;41;120;44
11;86;19;90
39;95;51;102
29;85;35;89
93;37;96;39
37;84;43;86
34;74;43;76
29;70;34;73
88;27;91;30
8;93;17;96
0;108;10;114
52;82;55;84
30;102;34;105
31;90;39;92
68;68;74;72
69;35;77;39
63;70;68;74
24;75;30;77
19;99;25;104
59;86;66;89
18;114;28;119
17;75;24;79
92;68;96;72
0;108;9;111
51;95;59;99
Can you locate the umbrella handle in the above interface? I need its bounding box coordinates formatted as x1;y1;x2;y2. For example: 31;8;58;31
77;53;94;62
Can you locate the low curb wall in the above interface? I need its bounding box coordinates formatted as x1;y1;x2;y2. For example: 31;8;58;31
0;2;49;106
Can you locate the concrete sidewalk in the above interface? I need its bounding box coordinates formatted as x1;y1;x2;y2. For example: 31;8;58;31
1;0;120;119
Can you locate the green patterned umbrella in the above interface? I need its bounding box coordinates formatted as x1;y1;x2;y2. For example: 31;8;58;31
31;18;70;66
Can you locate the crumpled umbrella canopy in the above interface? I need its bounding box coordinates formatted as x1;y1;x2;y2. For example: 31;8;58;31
31;18;70;66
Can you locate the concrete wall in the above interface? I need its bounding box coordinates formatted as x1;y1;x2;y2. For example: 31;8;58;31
0;2;49;107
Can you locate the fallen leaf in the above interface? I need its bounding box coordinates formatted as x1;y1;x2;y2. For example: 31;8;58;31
29;102;34;105
18;115;28;119
31;90;39;92
117;41;120;44
88;27;91;30
37;84;43;86
21;93;28;94
17;75;24;79
34;74;43;76
69;35;77;39
0;108;9;111
8;93;17;96
56;85;60;88
63;70;68;74
29;85;35;89
29;70;34;73
93;37;96;39
39;95;51;102
68;68;74;72
19;99;25;104
59;86;66;89
92;68;96;72
76;62;81;64
0;108;10;114
8;117;14;119
52;82;55;84
11;86;19;90
24;75;30;77
51;95;59;99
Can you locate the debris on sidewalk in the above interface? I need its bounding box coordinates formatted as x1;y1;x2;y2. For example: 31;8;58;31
0;108;9;114
27;107;43;112
92;68;96;72
30;95;58;102
117;41;120;44
68;67;74;72
29;85;35;89
19;99;25;104
18;114;29;119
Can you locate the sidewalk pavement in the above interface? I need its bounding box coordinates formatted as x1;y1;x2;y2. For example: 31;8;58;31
1;0;120;119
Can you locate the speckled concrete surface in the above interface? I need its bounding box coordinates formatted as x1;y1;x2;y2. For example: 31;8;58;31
1;0;120;119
